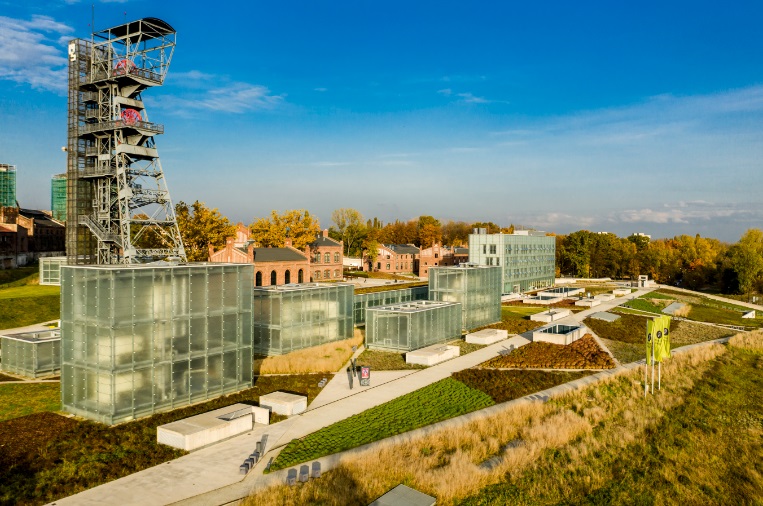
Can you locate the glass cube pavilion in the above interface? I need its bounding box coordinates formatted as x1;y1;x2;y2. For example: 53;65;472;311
0;329;61;378
353;285;429;326
468;231;556;293
60;263;254;425
428;265;501;330
252;283;354;356
365;300;462;352
39;256;67;286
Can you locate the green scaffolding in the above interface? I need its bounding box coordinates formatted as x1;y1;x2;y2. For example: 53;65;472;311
0;164;16;208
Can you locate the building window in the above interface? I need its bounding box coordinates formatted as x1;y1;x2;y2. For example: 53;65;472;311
334;269;340;278
255;271;262;286
285;270;291;284
334;252;340;263
376;262;381;270
482;245;486;254
490;245;497;254
270;270;277;285
435;253;438;258
386;263;390;270
324;252;330;263
315;270;321;279
314;252;321;263
324;269;330;278
298;269;304;283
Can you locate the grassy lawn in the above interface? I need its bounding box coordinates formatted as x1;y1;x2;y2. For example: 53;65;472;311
245;329;751;506
654;288;763;329
269;378;495;472
471;306;545;335
0;276;60;331
253;334;364;374
0;383;61;422
480;335;615;370
459;337;763;505
452;369;590;403
622;297;662;314
0;285;60;300
448;338;486;356
501;305;545;318
356;348;427;371
0;373;327;506
0;268;39;288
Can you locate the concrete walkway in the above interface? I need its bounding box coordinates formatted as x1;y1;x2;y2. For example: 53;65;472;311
52;335;529;506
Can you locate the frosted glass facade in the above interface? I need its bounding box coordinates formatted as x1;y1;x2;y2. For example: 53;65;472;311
252;283;354;356
469;232;555;294
353;285;429;325
365;300;462;352
428;265;501;330
60;263;254;425
39;256;67;286
1;330;61;378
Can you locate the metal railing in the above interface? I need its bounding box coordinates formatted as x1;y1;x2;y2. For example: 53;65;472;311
79;120;164;136
78;215;122;245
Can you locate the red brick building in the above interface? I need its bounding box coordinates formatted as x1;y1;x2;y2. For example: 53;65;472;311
365;244;420;274
308;229;343;281
209;236;310;286
0;207;64;268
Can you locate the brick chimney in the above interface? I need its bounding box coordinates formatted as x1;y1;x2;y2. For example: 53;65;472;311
322;229;328;238
284;238;293;248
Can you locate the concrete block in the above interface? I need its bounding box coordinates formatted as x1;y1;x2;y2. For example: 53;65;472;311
259;391;308;416
252;405;270;425
594;293;615;301
466;328;508;345
523;295;564;305
575;298;601;307
742;310;756;319
157;403;255;451
530;308;572;322
533;324;587;345
612;288;631;296
406;344;460;366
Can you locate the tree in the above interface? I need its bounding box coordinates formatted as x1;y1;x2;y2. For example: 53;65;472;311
728;228;763;299
175;201;236;262
331;208;366;256
249;210;320;250
441;220;472;247
417;215;442;248
471;221;501;234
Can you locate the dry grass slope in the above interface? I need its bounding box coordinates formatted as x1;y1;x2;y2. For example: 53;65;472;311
245;339;730;506
253;333;364;374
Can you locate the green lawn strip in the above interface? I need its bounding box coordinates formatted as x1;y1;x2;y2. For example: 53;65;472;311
584;313;649;344
501;305;546;318
0;374;325;505
458;347;763;505
0;285;60;300
0;294;61;330
598;338;643;364
452;369;590;403
639;291;676;300
0;268;40;289
448;339;486;356
0;383;61;421
354;281;428;294
622;297;662;314
270;378;494;472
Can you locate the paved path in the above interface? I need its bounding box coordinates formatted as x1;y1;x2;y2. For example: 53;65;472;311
654;284;763;312
52;335;529;506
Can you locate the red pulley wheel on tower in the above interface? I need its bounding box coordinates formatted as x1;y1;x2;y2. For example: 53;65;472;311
121;108;141;126
114;59;136;76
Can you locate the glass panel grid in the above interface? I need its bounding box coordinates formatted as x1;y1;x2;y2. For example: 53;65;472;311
365;300;462;352
428;266;501;331
60;263;254;425
353;285;429;325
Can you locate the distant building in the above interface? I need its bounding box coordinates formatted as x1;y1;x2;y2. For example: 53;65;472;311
0;223;28;269
366;244;419;274
418;242;461;277
308;229;344;282
51;174;67;222
0;164;16;208
0;207;64;267
468;229;555;293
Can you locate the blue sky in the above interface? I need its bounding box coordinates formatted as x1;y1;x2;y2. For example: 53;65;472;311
1;1;762;242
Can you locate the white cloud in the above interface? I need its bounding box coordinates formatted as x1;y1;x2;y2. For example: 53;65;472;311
437;88;452;96
457;92;488;104
314;87;327;92
0;15;73;93
160;71;284;114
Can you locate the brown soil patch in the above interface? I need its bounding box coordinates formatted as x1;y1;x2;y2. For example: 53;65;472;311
481;335;616;369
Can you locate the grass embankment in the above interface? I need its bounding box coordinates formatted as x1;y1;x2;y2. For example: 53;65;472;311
269;378;495;472
355;349;427;370
247;334;759;506
254;334;364;374
0;383;61;421
451;369;590;403
0;270;60;330
471;305;545;336
586;312;734;364
0;374;325;506
354;281;428;295
481;335;615;370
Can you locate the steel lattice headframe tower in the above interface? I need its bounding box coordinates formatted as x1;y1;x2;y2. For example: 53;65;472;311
66;17;186;264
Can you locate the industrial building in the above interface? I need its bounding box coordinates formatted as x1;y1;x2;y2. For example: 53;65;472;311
353;285;429;325
468;229;556;294
0;328;61;378
51;174;67;222
60;262;254;424
428;265;502;330
365;300;462;352
252;283;354;356
0;164;16;208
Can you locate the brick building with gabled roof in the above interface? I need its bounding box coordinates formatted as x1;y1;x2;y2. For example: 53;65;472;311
308;229;343;282
365;243;420;274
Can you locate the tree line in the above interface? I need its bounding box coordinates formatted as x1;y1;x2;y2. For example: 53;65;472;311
171;201;763;297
